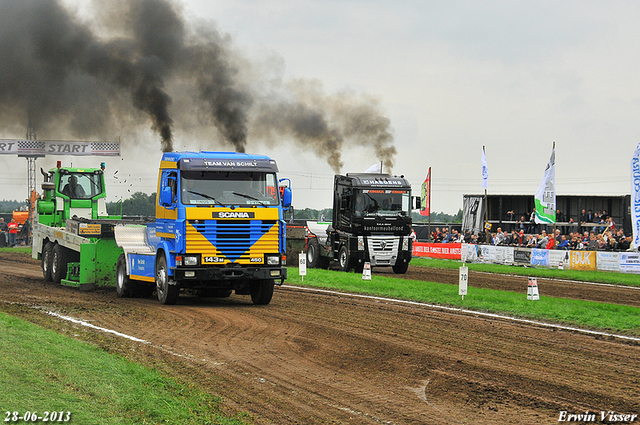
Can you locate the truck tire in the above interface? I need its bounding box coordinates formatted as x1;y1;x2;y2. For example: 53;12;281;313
51;243;70;284
42;242;54;282
338;245;351;272
250;279;274;305
306;238;321;268
392;260;409;274
116;254;134;298
156;255;179;305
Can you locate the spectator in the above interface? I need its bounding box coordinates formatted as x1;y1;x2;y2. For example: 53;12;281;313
410;227;417;243
463;230;473;243
0;218;7;246
7;218;18;247
495;227;506;245
619;236;632;251
516;215;527;232
557;235;570;250
526;234;537;248
537;230;549;249
514;230;525;247
556;209;564;222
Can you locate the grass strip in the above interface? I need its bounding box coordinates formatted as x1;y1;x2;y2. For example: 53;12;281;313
0;246;31;254
0;312;249;425
288;267;640;336
411;257;640;287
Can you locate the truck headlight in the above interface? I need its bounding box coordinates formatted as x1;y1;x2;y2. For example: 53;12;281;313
183;255;199;266
358;236;365;251
402;237;409;251
266;255;280;266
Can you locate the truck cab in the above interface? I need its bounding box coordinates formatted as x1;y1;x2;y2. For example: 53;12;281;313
37;162;111;227
117;151;292;305
306;173;415;274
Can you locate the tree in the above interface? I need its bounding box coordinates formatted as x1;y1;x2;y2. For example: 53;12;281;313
107;192;156;216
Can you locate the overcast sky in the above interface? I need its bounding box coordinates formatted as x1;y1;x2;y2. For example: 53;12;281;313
1;0;638;215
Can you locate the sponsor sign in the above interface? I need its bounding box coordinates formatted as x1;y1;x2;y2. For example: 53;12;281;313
459;266;468;296
569;251;596;271
620;252;640;274
530;249;549;266
513;249;531;264
548;250;569;268
596;252;621;272
412;242;462;260
299;253;306;277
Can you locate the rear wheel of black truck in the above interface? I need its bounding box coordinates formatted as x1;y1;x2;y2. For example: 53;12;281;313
251;279;274;305
307;238;321;268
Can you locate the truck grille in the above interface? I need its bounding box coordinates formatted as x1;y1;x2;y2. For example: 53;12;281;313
187;220;279;263
366;236;400;266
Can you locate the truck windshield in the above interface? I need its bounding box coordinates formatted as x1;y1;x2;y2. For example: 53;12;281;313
59;172;103;199
181;171;279;206
354;189;410;217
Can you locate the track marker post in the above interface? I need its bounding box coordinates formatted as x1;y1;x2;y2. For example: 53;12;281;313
362;262;371;280
527;277;540;300
459;245;468;300
299;252;306;282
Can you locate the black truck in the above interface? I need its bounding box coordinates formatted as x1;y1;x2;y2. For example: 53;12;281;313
304;173;416;273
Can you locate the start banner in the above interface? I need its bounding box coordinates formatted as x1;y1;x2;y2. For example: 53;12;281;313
412;242;462;260
0;139;120;156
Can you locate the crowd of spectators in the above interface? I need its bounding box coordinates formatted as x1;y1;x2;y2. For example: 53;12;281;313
426;208;636;252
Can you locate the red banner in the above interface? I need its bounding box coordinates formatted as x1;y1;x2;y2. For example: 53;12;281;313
412;242;462;259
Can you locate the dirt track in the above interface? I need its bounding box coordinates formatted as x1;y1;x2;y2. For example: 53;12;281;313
1;251;639;424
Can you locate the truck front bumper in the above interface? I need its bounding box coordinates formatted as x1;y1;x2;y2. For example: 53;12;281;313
172;266;287;282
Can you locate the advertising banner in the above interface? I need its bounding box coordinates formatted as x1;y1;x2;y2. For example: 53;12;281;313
530;249;549;266
412;242;462;260
462;196;484;234
596;252;621;272
549;250;570;268
534;144;556;224
420;167;430;216
632;142;640;248
620;252;640;274
569;251;597;271
514;248;531;264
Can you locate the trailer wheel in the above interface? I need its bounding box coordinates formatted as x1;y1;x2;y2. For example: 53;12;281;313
156;255;179;305
250;279;274;305
338;245;351;272
392;260;409;274
42;242;54;282
51;244;70;284
116;254;134;298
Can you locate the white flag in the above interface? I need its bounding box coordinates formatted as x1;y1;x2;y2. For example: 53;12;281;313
534;145;556;224
631;142;640;248
481;147;488;190
365;162;382;173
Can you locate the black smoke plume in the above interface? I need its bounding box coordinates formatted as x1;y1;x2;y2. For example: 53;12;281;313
0;0;396;171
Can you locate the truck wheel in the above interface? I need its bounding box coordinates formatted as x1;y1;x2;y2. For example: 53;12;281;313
42;242;54;282
250;279;274;305
51;244;70;284
338;245;351;272
156;255;179;305
307;238;321;268
392;261;409;274
116;254;133;298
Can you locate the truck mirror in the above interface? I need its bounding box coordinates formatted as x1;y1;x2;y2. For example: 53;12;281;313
161;186;173;206
281;187;292;209
413;196;421;210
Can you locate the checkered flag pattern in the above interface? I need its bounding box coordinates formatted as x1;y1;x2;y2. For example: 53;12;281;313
91;142;120;156
18;140;46;154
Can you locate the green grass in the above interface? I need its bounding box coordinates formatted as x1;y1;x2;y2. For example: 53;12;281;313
0;312;249;425
290;267;640;336
0;246;31;254
411;257;640;287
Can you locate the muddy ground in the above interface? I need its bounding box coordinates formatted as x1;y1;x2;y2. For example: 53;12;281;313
0;251;639;424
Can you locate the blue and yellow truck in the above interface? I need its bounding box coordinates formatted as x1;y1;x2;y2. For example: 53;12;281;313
32;151;291;305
